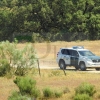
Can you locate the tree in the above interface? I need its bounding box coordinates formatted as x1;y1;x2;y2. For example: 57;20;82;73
0;0;100;41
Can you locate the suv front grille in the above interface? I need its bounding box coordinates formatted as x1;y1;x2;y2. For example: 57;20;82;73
92;59;100;63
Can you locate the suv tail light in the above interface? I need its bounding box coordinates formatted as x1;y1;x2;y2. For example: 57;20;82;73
57;52;59;57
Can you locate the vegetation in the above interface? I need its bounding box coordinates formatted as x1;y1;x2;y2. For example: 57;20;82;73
1;41;100;100
0;68;100;100
43;87;54;98
8;74;98;100
0;0;100;42
0;41;37;76
43;87;63;98
55;91;63;98
9;76;63;100
73;82;96;100
14;77;41;99
8;91;29;100
74;94;92;100
75;82;96;97
0;59;10;76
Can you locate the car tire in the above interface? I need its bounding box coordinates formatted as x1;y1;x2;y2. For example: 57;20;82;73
95;68;100;71
79;62;86;71
59;60;66;70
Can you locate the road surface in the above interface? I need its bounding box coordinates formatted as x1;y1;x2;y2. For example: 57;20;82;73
38;59;100;73
38;65;100;73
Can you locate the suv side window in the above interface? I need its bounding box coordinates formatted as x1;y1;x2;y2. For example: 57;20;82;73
66;49;70;55
69;50;73;56
72;50;79;57
61;49;79;57
68;50;79;57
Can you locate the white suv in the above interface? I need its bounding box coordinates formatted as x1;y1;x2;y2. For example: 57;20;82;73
57;46;100;71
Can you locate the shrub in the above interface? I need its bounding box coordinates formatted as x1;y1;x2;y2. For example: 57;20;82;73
75;82;96;97
43;87;54;98
55;91;63;98
0;59;10;76
43;87;63;99
74;94;92;100
14;76;41;98
0;40;37;76
15;35;32;42
8;91;29;100
13;43;37;76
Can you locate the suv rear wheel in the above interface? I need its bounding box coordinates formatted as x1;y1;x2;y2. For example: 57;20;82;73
79;62;86;71
59;60;66;70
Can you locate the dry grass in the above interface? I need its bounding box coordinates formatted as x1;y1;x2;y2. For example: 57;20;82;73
1;40;100;100
0;77;18;100
33;40;100;59
34;70;100;100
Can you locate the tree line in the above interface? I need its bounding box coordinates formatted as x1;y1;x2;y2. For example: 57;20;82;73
0;0;100;42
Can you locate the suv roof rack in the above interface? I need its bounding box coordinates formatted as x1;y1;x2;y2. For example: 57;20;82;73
72;46;84;49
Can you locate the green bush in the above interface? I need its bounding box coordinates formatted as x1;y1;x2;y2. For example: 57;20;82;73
15;35;32;42
0;59;10;76
8;91;29;100
14;76;41;98
55;91;63;98
75;82;96;97
74;94;92;100
43;87;63;99
13;43;37;76
43;87;54;98
0;40;37;76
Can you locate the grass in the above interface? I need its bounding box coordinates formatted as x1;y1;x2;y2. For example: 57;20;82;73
32;40;100;60
29;70;100;100
1;40;100;100
1;70;100;100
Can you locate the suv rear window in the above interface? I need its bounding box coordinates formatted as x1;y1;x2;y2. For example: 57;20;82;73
61;49;70;55
61;49;65;54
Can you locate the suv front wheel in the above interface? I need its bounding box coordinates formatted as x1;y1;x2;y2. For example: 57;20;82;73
59;60;66;70
79;62;86;71
95;68;100;71
75;65;79;70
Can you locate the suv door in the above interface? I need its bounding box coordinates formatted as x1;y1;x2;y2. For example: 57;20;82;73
61;49;70;65
69;50;79;66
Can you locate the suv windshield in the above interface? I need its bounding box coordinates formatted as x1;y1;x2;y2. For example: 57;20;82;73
79;51;95;56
